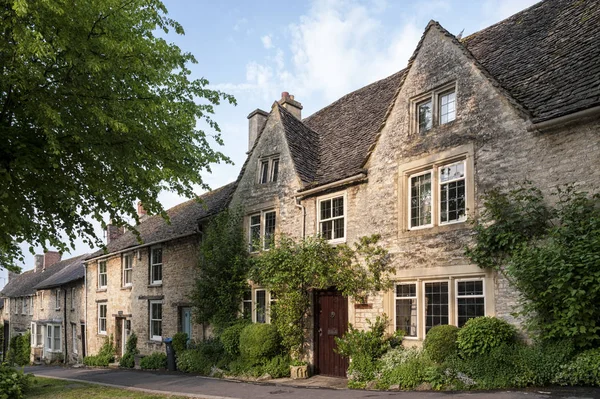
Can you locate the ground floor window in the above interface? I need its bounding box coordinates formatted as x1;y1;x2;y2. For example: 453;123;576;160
31;322;43;347
424;281;449;333
150;301;163;341
242;288;277;324
456;279;485;327
72;324;78;354
46;324;61;352
98;304;107;334
395;283;417;337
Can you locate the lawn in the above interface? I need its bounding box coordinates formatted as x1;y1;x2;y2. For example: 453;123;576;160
25;377;192;399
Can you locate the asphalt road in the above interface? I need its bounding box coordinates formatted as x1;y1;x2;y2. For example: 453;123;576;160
23;365;600;399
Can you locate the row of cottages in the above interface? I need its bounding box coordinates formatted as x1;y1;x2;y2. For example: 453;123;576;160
1;0;599;376
0;252;88;364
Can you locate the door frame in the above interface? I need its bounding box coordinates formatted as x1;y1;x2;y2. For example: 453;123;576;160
180;307;192;342
313;288;349;377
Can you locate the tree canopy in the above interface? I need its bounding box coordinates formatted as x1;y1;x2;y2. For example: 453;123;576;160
0;0;235;271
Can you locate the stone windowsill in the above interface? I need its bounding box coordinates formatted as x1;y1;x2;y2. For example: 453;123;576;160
147;284;163;288
121;286;133;291
96;288;107;293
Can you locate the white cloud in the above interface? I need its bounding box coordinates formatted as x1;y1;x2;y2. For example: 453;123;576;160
261;34;273;49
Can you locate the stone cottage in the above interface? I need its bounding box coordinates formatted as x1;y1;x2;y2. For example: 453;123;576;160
228;0;600;377
83;184;235;357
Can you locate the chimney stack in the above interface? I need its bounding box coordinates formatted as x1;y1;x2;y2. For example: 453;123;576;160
34;254;44;273
107;220;125;244
279;91;302;119
247;108;269;151
43;251;61;269
137;201;148;221
8;271;17;282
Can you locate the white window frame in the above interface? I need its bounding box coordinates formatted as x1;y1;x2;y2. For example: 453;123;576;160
262;210;276;250
317;192;347;244
98;261;107;289
422;280;451;335
150;247;163;285
407;170;434;230
122;253;133;287
437;160;467;226
46;324;62;353
55;289;61;310
439;89;456;125
258;156;280;184
455;278;486;327
394;282;418;340
31;322;37;347
72;323;78;354
254;289;267;324
98;303;107;335
248;210;277;252
149;300;163;341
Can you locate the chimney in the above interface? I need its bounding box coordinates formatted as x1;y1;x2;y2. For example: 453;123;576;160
247;108;269;151
43;251;61;269
8;271;17;282
107;220;125;244
137;201;148;221
34;254;44;273
279;91;302;119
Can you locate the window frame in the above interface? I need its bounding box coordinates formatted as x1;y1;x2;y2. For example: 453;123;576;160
422;280;451;335
417;98;433;133
241;289;252;319
455;278;486;327
122;253;133;287
46;323;62;353
262;210;277;250
254;289;267;324
407;169;434;230
150;247;163;286
317;192;347;244
248;210;277;252
410;82;457;134
437;160;467;226
394;282;418;340
149;300;163;341
257;156;280;185
98;303;107;335
98;261;107;289
438;89;456;125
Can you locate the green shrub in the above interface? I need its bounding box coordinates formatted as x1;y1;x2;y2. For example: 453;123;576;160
423;325;459;364
84;335;115;367
0;364;32;399
140;352;167;370
220;319;250;357
377;349;437;390
554;348;600;386
176;338;226;375
172;332;188;355
119;332;139;369
264;354;291;378
457;317;516;357
7;332;31;366
227;358;263;377
239;323;282;365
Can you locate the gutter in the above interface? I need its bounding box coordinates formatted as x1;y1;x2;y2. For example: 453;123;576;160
527;106;600;132
295;173;367;199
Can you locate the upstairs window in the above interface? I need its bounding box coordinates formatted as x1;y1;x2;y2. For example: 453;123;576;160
150;247;163;285
418;100;432;133
258;156;280;184
98;261;107;289
248;210;277;252
439;161;466;224
122;254;133;287
55;289;61;310
412;83;457;133
318;194;346;243
70;287;76;310
439;90;456;124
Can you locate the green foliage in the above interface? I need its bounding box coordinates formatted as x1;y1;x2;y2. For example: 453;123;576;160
467;184;600;348
457;317;516;358
423;325;459;364
377;348;440;390
263;354;291;378
554;348;600;386
83;335;115;367
0;364;32;399
140;352;167;370
176;338;226;375
7;331;30;366
0;0;236;272
220;319;250;357
239;323;282;365
193;209;251;331
119;332;139;369
251;235;392;359
172;332;188;355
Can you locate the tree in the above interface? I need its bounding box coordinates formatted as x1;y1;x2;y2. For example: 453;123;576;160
192;209;251;332
0;0;235;272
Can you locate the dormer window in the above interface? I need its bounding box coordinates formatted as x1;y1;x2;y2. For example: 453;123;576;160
412;83;456;133
258;156;280;184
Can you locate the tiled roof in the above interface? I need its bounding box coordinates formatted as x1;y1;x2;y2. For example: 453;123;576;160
0;255;87;297
462;0;600;123
91;182;236;257
34;254;89;290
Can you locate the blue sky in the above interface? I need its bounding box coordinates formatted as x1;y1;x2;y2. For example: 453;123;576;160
1;0;539;288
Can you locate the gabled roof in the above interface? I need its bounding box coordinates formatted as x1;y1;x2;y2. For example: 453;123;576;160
91;182;236;257
34;254;89;290
462;0;600;123
0;254;88;297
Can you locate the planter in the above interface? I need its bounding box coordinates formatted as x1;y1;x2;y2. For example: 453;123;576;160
290;365;309;380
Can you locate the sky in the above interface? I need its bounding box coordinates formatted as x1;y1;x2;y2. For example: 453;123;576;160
0;0;539;288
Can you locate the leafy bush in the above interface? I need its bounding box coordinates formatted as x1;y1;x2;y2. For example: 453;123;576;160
140;352;167;370
264;354;291;378
0;364;32;399
239;323;282;365
379;346;421;374
377;349;438;390
172;332;188;355
554;348;600;386
119;332;139;369
423;325;459;364
84;335;115;367
220;319;250;357
176;338;226;375
457;317;516;357
7;331;30;366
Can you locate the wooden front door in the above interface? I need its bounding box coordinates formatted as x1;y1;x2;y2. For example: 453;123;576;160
315;289;349;377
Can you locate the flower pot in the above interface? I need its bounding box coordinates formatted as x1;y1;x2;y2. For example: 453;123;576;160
290;364;309;379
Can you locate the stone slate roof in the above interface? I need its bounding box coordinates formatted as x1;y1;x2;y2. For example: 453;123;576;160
92;182;236;257
34;254;89;290
0;255;86;297
462;0;600;123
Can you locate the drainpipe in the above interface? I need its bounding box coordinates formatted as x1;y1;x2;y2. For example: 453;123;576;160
63;288;68;364
294;197;306;238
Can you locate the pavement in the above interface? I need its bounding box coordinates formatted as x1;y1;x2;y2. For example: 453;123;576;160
23;365;600;399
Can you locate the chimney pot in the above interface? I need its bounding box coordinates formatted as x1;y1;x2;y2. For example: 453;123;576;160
279;92;302;119
281;91;289;99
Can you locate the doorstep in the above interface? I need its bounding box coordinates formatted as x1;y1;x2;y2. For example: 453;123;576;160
271;375;348;389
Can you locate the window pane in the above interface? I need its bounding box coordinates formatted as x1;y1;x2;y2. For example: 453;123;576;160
333;218;345;239
332;197;344;217
457;280;483;296
418;100;432;132
260;161;269;184
458;297;485;327
264;212;276;249
243;302;252;319
243;289;251;301
54;326;60;351
271;159;279;182
440;180;466;223
152;264;162;282
256;291;266;323
396;298;417;337
424;282;449;333
320;220;333;240
440;162;464;183
440;91;456;124
410;173;432;227
396;284;416;298
152;248;162;265
320;199;331;220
